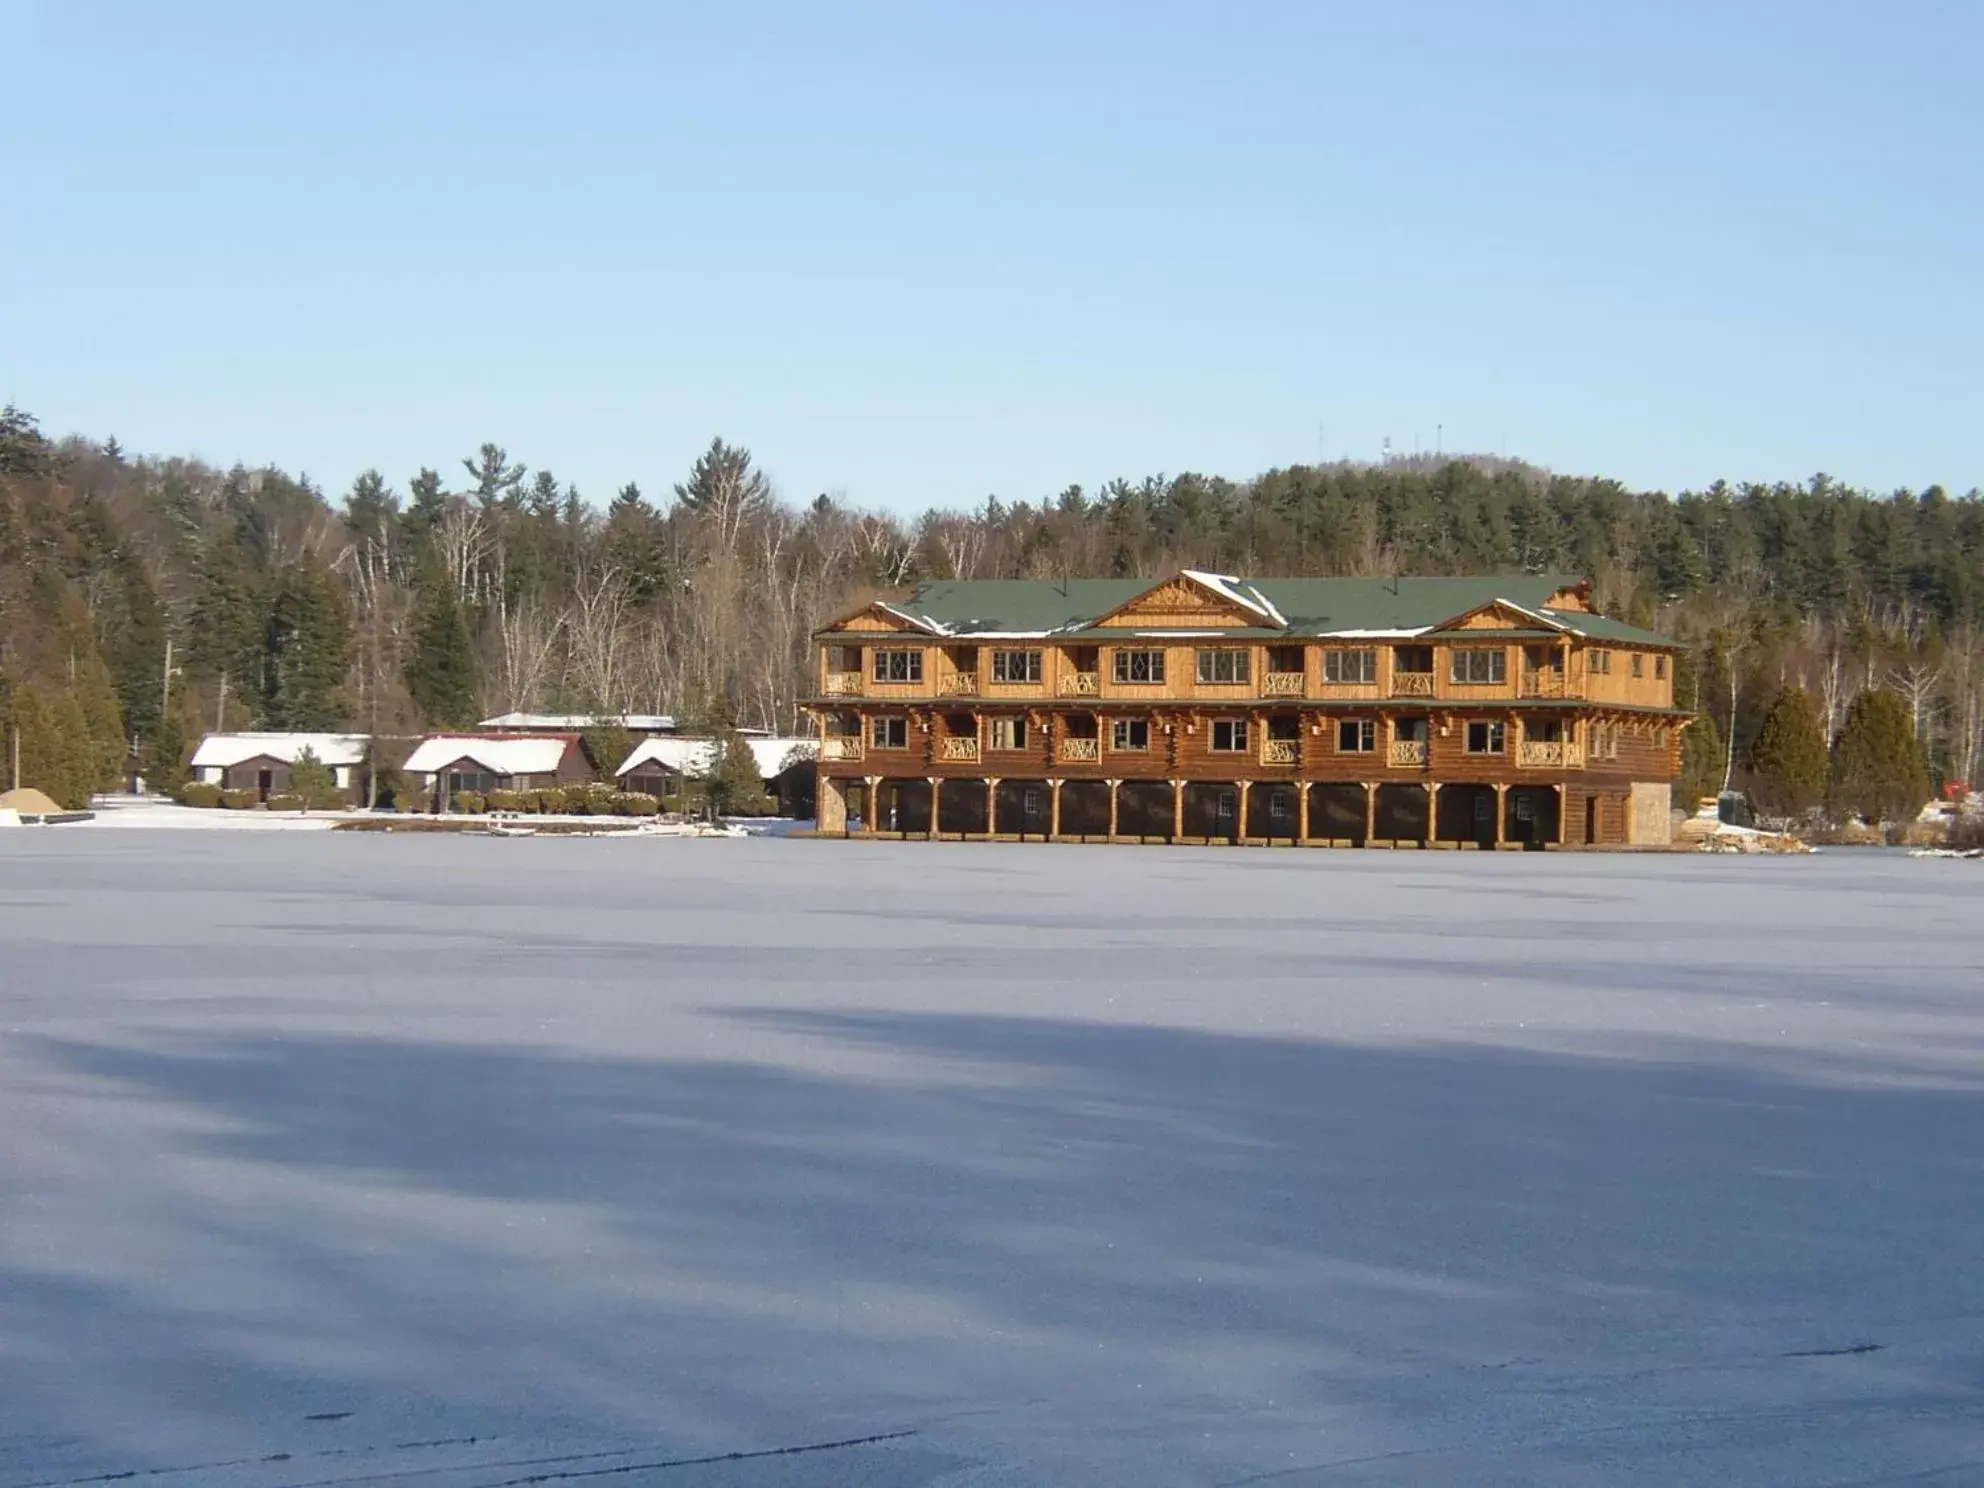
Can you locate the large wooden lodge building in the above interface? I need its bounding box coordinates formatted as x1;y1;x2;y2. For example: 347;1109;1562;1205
805;572;1687;848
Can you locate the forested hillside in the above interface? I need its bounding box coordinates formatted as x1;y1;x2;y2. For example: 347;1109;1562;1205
2;403;1980;809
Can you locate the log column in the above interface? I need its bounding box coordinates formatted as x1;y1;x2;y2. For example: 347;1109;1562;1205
1494;782;1508;847
986;777;999;836
1237;780;1251;841
1364;781;1378;845
1171;778;1185;840
1426;781;1440;845
1107;779;1121;839
1297;780;1310;842
1048;778;1063;839
864;775;882;833
927;775;941;839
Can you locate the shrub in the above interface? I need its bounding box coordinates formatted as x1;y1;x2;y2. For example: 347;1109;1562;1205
619;792;659;817
177;781;225;809
484;788;523;813
265;792;306;812
1949;811;1984;851
534;786;572;814
219;788;259;809
454;791;485;815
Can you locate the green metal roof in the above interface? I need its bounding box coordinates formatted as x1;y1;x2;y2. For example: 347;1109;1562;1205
835;573;1677;646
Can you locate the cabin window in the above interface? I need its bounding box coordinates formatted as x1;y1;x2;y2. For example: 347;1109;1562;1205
1267;645;1305;674
1393;644;1434;675
1394;716;1428;743
1196;649;1251;685
991;649;1042;684
872;649;923;684
1210;719;1249;752
1337;719;1376;753
989;717;1029;751
1324;649;1378;684
1655;654;1669;681
1451;648;1506;685
1514;795;1535;823
1111;718;1149;751
1588;649;1612;675
1630;652;1645;678
1023;786;1042;817
1216;791;1236;819
1269;791;1288;820
1466;721;1506;754
448;770;497;796
871;716;909;749
1113;649;1166;684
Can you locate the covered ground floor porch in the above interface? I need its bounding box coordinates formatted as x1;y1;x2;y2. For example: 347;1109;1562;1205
818;776;1646;848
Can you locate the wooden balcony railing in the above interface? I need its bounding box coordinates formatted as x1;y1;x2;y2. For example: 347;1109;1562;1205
1058;672;1100;696
939;736;980;762
1058;737;1100;762
1519;671;1571;699
822;736;865;761
1389;739;1427;767
1260;672;1306;697
822;671;863;696
1391;671;1435;697
940;672;979;696
1516;740;1585;768
1259;739;1299;765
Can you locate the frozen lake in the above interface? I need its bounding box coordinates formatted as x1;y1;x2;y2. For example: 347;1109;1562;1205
1;835;1980;1486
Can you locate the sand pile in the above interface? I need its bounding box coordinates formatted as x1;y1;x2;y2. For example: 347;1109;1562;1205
0;788;65;817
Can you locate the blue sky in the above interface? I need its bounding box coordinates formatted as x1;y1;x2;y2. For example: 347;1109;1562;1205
4;1;1979;511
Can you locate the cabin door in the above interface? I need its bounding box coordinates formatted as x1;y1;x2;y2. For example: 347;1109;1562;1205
1585;795;1598;845
257;768;273;802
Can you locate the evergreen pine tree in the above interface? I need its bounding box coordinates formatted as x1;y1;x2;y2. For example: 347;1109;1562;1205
287;747;342;810
1678;711;1724;811
1829;689;1930;824
403;569;479;726
262;556;352;729
1748;684;1829;817
3;681;90;808
70;644;128;795
141;707;192;795
695;728;773;818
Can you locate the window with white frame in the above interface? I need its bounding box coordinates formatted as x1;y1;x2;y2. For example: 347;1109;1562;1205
1210;719;1248;752
1196;649;1251;685
871;716;909;749
1337;718;1376;752
1465;720;1506;754
872;649;923;684
1113;649;1166;684
1630;652;1645;678
991;649;1042;684
1451;648;1507;685
1111;718;1149;751
1324;648;1378;684
989;716;1028;750
1588;649;1612;674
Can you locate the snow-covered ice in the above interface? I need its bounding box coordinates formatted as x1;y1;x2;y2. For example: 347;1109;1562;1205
1;836;1979;1486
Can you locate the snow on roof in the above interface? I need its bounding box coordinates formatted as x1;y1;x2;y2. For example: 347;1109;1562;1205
617;736;816;780
402;735;573;776
1180;571;1285;626
478;712;677;732
190;733;370;770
